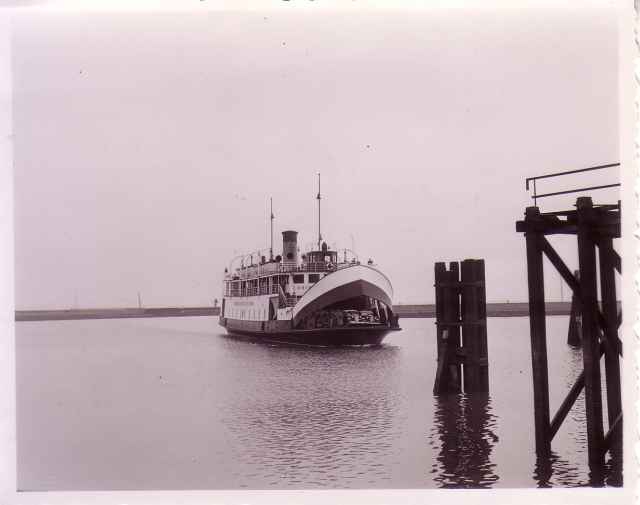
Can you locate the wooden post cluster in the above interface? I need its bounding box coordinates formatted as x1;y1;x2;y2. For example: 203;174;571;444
516;197;622;473
433;259;488;395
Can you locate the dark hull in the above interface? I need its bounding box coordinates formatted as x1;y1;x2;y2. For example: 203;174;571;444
221;319;400;347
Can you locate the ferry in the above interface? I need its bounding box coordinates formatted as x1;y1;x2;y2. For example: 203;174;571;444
218;178;401;346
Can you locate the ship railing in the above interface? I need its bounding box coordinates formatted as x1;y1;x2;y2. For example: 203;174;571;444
225;284;281;298
235;261;361;279
226;262;366;297
235;262;281;279
293;261;359;273
246;286;274;296
256;285;280;296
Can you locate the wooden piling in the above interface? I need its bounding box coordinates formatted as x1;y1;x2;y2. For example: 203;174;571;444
433;329;451;395
446;262;462;392
567;270;582;346
576;197;605;468
461;259;489;392
524;206;551;458
434;262;462;394
597;235;623;456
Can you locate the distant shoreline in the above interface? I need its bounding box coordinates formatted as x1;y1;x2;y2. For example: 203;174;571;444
14;302;575;322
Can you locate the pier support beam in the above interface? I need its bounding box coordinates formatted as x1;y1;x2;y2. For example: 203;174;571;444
524;206;551;458
576;197;605;468
597;236;623;457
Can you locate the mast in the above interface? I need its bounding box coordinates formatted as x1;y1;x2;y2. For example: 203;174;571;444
270;197;274;261
317;172;322;250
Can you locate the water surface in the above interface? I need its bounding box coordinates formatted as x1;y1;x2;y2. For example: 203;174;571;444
15;316;621;490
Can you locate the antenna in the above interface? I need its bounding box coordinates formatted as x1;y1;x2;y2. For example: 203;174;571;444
317;172;322;250
270;197;274;261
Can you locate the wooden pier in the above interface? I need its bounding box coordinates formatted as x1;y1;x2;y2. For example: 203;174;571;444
516;196;622;474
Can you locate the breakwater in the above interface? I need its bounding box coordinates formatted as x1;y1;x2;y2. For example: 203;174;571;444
395;301;574;318
14;302;574;322
15;306;219;321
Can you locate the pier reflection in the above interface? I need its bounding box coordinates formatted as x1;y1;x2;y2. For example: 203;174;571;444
533;452;593;487
531;344;622;487
533;450;621;487
429;393;499;488
604;449;623;487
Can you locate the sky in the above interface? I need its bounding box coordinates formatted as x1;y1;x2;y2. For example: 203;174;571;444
11;6;620;309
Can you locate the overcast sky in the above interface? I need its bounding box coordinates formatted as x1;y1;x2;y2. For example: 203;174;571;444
12;7;620;309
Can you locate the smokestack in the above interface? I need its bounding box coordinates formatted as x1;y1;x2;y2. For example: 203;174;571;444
282;230;298;268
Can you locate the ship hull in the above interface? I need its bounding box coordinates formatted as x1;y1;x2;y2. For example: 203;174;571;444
221;318;400;347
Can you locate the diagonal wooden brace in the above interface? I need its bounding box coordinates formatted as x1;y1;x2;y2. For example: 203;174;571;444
549;342;606;441
540;237;622;356
603;412;623;453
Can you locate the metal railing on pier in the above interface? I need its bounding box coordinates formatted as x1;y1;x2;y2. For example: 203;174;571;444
525;162;620;206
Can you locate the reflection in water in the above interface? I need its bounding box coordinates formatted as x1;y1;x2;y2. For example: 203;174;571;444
534;452;594;488
218;342;403;488
429;393;499;488
604;448;623;487
534;450;622;488
533;343;622;487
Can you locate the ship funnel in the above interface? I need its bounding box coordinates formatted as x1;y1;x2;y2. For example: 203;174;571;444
282;230;299;268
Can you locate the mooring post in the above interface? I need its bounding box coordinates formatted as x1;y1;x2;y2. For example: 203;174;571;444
461;259;488;392
447;262;462;392
576;197;605;469
434;260;487;395
433;328;451;395
434;262;447;394
524;206;551;457
567;270;582;346
435;263;445;337
434;262;462;394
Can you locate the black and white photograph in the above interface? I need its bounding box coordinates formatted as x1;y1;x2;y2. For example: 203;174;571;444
0;1;636;504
